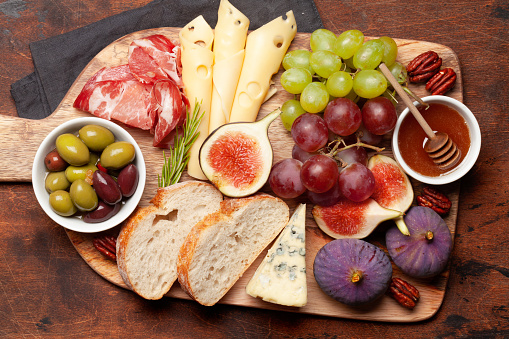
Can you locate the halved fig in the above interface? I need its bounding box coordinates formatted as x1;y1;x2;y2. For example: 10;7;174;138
312;197;402;239
367;154;414;236
199;109;281;197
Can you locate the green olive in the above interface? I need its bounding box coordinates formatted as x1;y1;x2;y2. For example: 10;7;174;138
100;141;135;170
79;125;115;152
45;171;71;193
49;190;77;216
65;164;98;183
70;179;98;211
88;152;100;166
55;133;90;166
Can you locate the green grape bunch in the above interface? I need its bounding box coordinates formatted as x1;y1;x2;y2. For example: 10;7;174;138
279;28;406;122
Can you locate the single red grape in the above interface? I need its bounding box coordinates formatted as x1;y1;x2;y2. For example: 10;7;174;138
307;180;342;206
361;97;397;135
324;98;362;136
300;154;339;193
338;163;375;202
291;113;329;152
336;146;368;168
292;144;316;163
269;159;307;199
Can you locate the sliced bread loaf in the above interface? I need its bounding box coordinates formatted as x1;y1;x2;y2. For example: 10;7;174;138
116;181;223;300
177;193;290;306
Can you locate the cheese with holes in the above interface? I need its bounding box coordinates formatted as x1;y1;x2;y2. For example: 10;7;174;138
179;16;214;180
246;203;307;307
209;0;249;133
229;11;297;123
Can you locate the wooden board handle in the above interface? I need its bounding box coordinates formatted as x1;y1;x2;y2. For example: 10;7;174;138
0;115;75;182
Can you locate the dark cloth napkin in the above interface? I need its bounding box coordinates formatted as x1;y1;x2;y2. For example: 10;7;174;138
11;0;323;119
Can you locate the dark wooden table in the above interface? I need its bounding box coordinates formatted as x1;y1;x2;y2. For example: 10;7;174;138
1;0;508;337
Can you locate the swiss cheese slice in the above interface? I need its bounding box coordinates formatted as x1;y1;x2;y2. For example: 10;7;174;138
229;11;297;123
179;16;214;180
209;0;249;133
246;203;307;307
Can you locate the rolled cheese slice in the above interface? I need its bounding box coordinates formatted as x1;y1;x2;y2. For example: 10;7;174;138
209;0;249;133
229;11;297;123
179;16;214;180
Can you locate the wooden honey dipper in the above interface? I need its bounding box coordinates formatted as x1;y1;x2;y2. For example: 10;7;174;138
379;63;460;169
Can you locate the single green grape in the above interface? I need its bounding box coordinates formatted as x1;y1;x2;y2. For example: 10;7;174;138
344;57;356;70
300;82;329;113
282;49;314;74
280;68;313;94
280;99;306;131
333;29;365;59
326;71;353;97
383;61;407;85
310;50;342;79
310;29;337;52
352;69;387;99
379;36;398;67
353;39;384;70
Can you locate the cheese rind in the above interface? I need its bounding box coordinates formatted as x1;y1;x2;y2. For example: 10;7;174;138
179;16;214;180
209;0;249;133
229;11;297;123
246;203;307;307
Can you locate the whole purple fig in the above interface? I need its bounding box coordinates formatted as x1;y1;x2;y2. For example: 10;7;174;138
386;206;453;278
313;238;392;306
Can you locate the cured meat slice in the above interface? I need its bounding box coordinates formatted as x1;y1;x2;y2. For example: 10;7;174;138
128;34;182;86
73;66;154;130
150;80;186;147
74;34;187;148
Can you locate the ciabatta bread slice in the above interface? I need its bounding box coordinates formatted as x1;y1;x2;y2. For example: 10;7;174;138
116;181;223;300
177;193;290;306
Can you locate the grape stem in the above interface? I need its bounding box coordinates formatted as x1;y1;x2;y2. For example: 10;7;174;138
328;136;385;155
402;85;429;108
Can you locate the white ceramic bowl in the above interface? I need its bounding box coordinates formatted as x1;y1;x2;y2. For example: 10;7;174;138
32;117;146;233
392;95;481;185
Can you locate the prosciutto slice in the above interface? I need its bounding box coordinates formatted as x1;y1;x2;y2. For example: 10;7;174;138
150;80;186;147
73;34;188;148
74;65;154;130
128;34;182;86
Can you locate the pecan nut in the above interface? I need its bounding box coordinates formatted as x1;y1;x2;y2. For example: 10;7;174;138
425;67;457;95
407;51;442;83
416;186;452;216
387;277;420;309
93;235;117;261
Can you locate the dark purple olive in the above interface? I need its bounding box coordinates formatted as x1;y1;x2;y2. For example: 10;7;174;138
83;201;121;223
314;239;392;306
386;206;452;278
117;164;139;197
44;149;68;172
92;170;122;205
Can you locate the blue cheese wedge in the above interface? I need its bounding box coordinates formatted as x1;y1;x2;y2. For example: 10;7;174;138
246;204;307;307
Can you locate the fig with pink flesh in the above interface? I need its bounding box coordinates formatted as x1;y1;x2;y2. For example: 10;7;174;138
386;206;453;278
314;238;392;306
199;109;281;197
313;197;402;239
367;154;414;235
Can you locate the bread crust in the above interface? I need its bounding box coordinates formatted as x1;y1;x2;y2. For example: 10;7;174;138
177;193;289;306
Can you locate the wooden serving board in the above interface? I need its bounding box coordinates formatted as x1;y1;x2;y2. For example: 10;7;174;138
0;27;463;322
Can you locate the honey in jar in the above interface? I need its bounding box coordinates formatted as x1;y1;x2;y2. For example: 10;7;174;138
397;103;471;177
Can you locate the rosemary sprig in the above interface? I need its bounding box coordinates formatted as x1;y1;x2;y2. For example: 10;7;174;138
158;102;204;187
